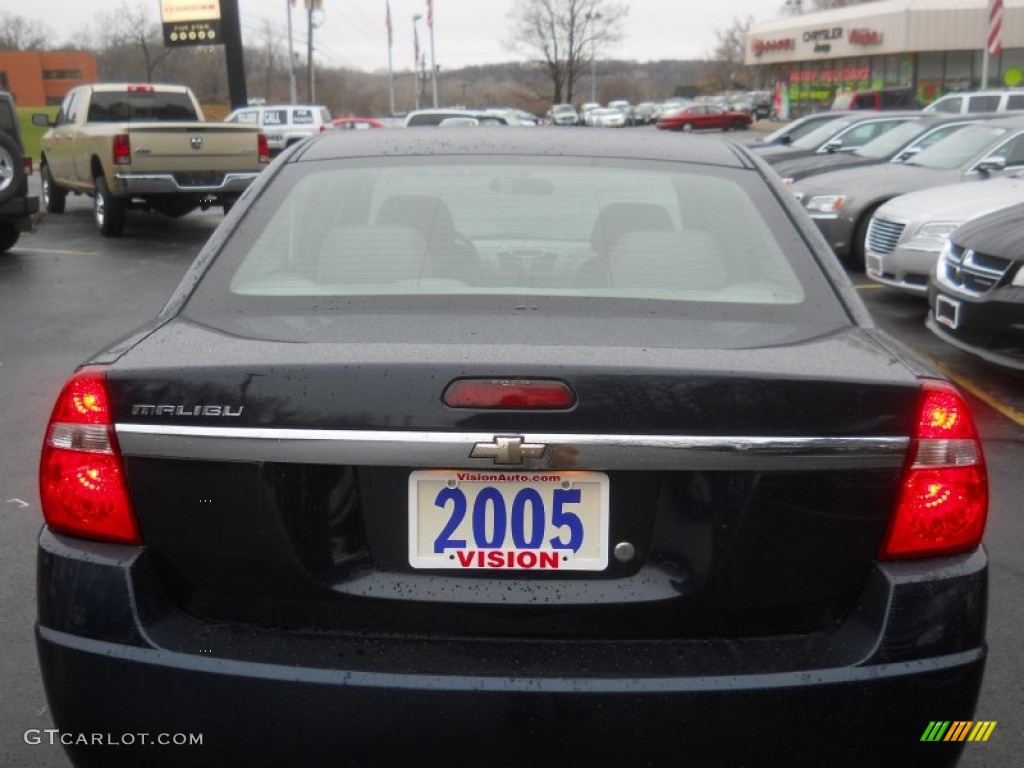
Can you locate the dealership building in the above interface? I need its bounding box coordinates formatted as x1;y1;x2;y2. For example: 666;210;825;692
746;0;1024;115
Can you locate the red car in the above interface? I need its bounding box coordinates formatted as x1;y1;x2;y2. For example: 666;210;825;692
332;118;386;130
657;104;752;133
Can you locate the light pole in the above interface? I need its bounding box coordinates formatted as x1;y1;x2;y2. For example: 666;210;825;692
586;11;603;104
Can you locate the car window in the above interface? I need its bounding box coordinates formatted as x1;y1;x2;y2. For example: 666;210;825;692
1008;94;1024;110
229;110;259;124
833;119;904;149
967;95;1001;113
293;109;315;125
982;132;1024;168
908;124;1010;169
930;96;962;114
790;117;855;149
86;90;199;122
263;109;288;126
193;159;809;312
853;120;930;159
56;91;78;126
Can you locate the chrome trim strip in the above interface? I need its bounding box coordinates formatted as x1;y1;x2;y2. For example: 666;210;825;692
115;425;909;470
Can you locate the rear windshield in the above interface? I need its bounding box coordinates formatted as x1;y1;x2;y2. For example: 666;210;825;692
86;91;199;122
185;156;845;326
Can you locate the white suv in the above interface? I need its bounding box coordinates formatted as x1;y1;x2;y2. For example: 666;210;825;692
924;89;1024;114
225;104;334;154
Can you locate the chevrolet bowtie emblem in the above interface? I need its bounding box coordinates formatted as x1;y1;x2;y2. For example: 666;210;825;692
470;436;546;465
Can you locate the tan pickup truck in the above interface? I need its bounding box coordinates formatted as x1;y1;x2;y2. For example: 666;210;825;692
34;83;268;236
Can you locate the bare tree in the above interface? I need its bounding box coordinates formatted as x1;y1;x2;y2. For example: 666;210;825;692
0;12;51;50
705;15;754;93
507;0;628;105
780;0;883;14
88;2;172;83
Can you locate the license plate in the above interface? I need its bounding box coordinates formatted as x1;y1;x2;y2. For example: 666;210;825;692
935;294;961;330
408;470;609;571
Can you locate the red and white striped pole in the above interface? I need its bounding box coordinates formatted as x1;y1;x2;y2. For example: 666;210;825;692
981;0;1003;88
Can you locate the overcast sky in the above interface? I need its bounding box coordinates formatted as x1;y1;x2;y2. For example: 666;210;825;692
28;1;790;72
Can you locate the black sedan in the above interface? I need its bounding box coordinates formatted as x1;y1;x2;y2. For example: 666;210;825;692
928;200;1024;370
37;129;989;768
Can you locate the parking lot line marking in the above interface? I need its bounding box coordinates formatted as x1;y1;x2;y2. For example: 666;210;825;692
16;246;102;257
931;360;1024;428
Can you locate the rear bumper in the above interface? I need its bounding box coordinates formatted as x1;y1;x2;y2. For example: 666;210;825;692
37;527;987;767
111;171;260;196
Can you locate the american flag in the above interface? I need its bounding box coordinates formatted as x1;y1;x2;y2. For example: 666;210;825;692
988;0;1003;57
386;1;393;49
427;0;434;28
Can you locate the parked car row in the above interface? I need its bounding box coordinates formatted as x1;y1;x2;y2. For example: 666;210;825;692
755;104;1024;372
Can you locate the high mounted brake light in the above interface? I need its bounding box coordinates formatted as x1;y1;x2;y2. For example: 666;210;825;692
39;367;141;545
880;380;987;560
443;379;576;409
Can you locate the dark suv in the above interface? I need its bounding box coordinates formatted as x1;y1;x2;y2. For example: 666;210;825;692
0;91;38;252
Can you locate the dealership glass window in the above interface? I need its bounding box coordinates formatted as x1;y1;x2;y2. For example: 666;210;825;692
997;48;1024;88
945;51;974;90
916;51;945;105
972;51;1001;88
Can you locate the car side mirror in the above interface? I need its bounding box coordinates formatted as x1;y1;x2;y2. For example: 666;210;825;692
894;146;922;163
779;135;792;145
822;139;844;153
32;113;54;128
975;156;1007;174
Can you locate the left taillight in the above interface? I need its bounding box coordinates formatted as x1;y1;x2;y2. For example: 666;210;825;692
112;133;131;165
39;366;141;545
258;133;269;164
879;379;987;560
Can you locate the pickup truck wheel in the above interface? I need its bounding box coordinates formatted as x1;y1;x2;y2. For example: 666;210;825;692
40;162;66;214
94;175;125;237
0;132;26;204
0;222;20;252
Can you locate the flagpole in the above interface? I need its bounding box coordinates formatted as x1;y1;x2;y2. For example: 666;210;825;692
287;0;297;103
386;2;395;115
413;15;422;111
982;0;1004;90
428;1;438;107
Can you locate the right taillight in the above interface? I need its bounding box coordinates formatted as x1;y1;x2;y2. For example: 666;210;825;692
880;379;987;560
39;366;141;545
